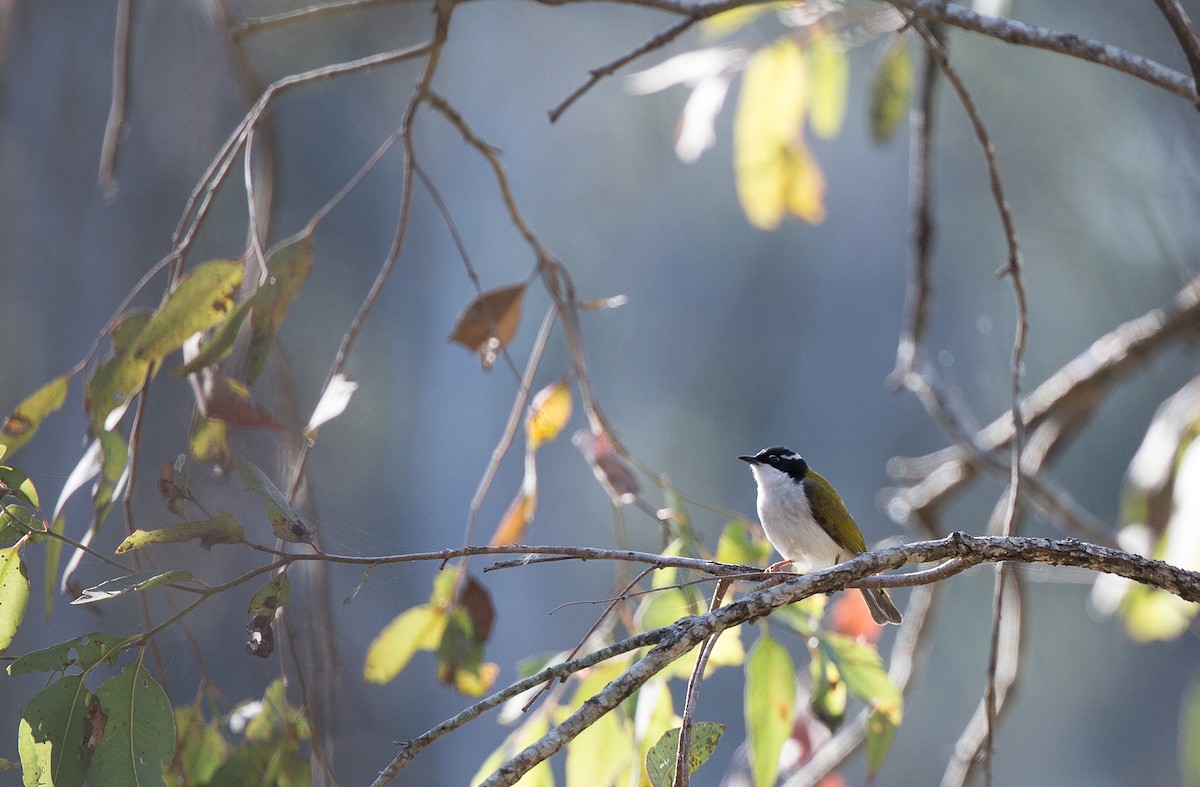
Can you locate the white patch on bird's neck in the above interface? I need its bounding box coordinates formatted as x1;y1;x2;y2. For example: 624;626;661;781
749;463;847;573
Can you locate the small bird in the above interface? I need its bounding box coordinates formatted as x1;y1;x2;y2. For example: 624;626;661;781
739;446;902;625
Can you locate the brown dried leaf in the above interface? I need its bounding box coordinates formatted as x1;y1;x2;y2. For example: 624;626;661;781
448;284;526;368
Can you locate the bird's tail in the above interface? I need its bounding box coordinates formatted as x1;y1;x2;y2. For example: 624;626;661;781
861;587;903;625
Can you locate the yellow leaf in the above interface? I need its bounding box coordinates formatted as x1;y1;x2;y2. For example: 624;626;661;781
526;379;572;450
701;5;777;38
0;375;71;457
363;605;447;684
785;142;827;224
734;37;812;229
809;29;849;139
132;260;244;363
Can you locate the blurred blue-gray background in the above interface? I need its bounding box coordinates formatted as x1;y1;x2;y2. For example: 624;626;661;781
2;1;1199;784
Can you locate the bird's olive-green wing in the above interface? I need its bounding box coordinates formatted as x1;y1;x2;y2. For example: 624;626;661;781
803;471;867;554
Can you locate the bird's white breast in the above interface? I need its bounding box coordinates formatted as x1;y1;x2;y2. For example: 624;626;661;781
751;465;847;573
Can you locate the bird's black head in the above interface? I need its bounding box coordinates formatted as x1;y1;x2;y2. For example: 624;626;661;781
737;446;809;481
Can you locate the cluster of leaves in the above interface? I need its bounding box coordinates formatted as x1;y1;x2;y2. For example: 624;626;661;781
629;3;915;230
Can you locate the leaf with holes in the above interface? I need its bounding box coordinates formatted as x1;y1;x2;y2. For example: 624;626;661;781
644;722;725;787
19;675;90;787
131;259;244;362
72;570;193;605
0;375;70;458
90;664;175;786
8;632;122;675
248;572;292;618
116;512;244;554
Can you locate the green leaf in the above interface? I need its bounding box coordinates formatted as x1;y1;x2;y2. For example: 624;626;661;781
234;457;312;544
0;375;70;457
116;512;244;554
242;678;309;743
93;429;129;522
132;259;244;362
243;233;314;385
0;465;41;509
869;34;914;143
0;504;40;546
72;570;193;605
19;675;91;787
817;632;902;722
565;695;633;787
1184;675;1200;786
471;716;552;787
644;723;726;787
865;706;898;781
91;664;175;786
436;607;497;696
715;520;771;567
172;706;228;786
363;604;447;684
44;513;65;617
636;587;694;632
745;632;795;787
248;572;292;618
809;644;847;729
809;29;848;139
189;413;229;465
0;544;29;654
87;351;152;432
8;632;122;676
171;296;255;377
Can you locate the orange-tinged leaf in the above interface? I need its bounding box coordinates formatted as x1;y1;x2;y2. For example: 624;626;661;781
829;591;882;643
363;604;447;684
745;632;795;787
449;283;526;369
193;369;284;428
526;379;572;449
132;260;244;362
492;487;535;546
0;375;70;457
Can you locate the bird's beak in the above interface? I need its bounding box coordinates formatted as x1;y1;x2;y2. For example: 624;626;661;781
737;455;758;464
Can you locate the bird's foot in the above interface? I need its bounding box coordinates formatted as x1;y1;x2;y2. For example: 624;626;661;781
766;559;794;573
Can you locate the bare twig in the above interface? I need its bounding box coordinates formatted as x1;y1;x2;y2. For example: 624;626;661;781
673;578;732;787
1153;0;1200;109
99;0;133;196
231;0;416;41
548;16;698;123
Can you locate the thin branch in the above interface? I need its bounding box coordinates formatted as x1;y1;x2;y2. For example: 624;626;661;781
890;27;940;383
943;566;1022;787
99;0;134;196
548;16;698;123
879;0;1198;102
231;0;417;41
673;578;732;787
888;272;1200;517
1153;0;1200;109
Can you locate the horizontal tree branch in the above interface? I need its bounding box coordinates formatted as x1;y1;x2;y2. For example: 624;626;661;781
375;534;1198;785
